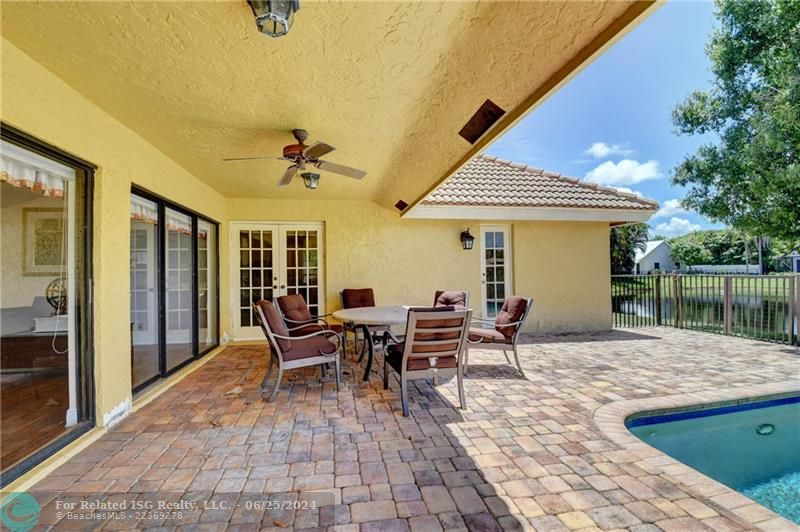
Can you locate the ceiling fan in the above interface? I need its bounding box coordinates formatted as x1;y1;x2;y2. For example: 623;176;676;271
223;129;367;188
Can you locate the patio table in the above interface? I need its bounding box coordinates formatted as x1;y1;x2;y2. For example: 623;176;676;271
332;306;408;381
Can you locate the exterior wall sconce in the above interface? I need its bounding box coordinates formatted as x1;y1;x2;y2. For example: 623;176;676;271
247;0;299;38
301;172;320;189
460;228;475;250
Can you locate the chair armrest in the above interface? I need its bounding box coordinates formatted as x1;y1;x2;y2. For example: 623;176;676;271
382;330;403;346
286;320;329;332
493;320;525;329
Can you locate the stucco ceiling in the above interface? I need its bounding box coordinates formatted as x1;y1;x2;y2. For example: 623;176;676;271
1;1;654;207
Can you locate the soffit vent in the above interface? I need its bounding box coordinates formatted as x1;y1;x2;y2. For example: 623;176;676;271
458;99;506;144
394;200;409;212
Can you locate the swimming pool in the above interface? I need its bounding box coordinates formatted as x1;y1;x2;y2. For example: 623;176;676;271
627;394;800;524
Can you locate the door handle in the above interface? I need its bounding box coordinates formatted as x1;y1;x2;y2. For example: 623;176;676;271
280;284;286;289
273;285;278;289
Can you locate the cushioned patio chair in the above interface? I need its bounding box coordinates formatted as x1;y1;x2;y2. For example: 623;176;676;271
433;290;470;309
382;306;472;416
464;296;533;377
340;288;384;359
276;293;342;337
252;299;341;401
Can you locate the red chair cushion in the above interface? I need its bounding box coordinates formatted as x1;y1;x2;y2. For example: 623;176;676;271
341;288;375;309
495;296;527;339
277;294;313;323
283;336;338;361
289;323;327;337
468;327;510;344
386;343;458;371
433;290;468;309
255;299;291;351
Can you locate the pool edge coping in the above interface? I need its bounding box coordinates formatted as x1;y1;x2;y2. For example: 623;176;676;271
594;380;800;531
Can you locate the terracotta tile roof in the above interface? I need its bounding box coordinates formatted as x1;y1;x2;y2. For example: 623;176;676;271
421;155;658;210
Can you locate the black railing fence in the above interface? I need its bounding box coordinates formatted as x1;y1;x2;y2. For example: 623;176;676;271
612;274;799;345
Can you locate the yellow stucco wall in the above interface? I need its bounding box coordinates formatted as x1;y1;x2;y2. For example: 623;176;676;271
222;199;480;336
224;199;612;336
1;39;227;425
513;222;612;333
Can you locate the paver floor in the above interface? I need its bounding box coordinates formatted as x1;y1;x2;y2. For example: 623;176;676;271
25;328;800;531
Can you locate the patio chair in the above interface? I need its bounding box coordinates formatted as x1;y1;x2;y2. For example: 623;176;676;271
340;288;384;359
464;296;533;377
252;299;341;402
276;293;342;337
433;290;470;309
382;307;472;416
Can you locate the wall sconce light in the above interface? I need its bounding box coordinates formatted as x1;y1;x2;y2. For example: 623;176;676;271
247;0;300;38
301;172;320;189
460;228;475;250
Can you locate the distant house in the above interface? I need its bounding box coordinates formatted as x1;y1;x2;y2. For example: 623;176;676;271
635;240;679;274
779;250;800;273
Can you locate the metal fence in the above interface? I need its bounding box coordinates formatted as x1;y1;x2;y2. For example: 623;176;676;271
611;274;799;345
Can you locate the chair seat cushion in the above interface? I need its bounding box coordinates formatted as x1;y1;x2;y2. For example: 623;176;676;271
283;336;338;361
468;327;511;344
386;343;458;371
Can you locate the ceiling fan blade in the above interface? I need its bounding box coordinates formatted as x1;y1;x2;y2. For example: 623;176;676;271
316;160;367;180
223;155;281;162
303;142;335;160
278;165;298;186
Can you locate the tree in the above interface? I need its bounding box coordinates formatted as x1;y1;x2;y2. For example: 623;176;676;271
671;0;800;241
669;236;712;266
610;223;649;274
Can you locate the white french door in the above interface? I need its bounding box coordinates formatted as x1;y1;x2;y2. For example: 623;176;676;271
480;225;513;318
230;222;325;340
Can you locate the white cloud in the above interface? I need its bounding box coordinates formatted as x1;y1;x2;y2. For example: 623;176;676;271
585;142;633;158
584;159;662;185
653;217;702;237
610;186;643;197
654;198;690;219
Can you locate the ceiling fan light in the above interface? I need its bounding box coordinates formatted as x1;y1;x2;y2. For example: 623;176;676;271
248;0;299;38
301;172;320;190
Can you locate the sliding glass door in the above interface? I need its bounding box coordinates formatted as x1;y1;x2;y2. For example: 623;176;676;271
1;126;94;486
165;208;193;370
130;196;160;388
130;189;218;393
198;220;217;354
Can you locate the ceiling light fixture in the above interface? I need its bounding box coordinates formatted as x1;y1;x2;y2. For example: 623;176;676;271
247;0;299;38
301;172;320;190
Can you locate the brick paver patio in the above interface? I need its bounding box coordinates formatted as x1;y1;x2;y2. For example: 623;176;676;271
25;328;799;531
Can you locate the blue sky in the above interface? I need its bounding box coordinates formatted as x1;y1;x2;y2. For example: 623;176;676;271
487;0;725;238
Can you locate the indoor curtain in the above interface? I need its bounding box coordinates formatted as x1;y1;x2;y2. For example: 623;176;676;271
0;139;75;197
130;195;206;239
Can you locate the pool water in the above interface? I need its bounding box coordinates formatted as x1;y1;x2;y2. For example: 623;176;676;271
627;395;800;524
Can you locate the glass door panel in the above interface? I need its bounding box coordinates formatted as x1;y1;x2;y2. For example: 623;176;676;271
198;220;217;353
481;226;512;318
130;196;160;387
165;208;193;370
237;228;274;332
284;228;322;316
